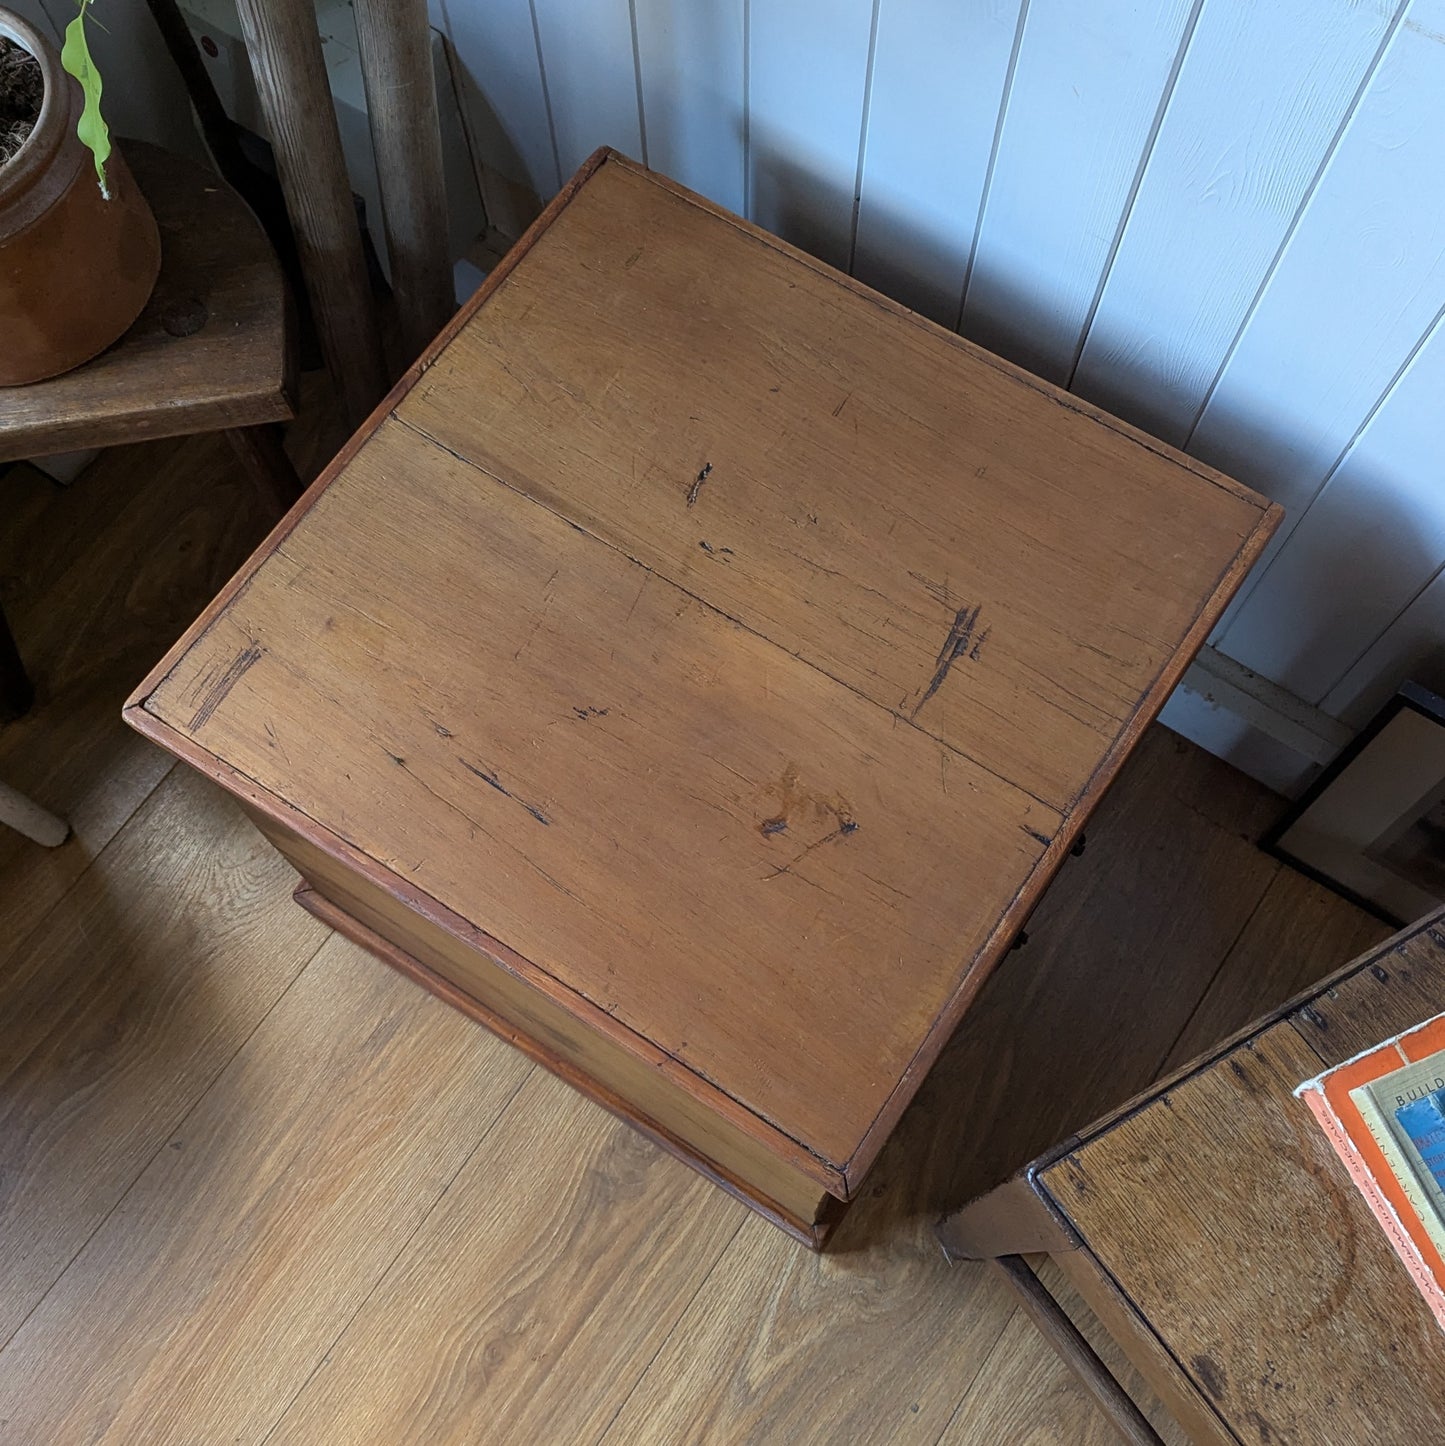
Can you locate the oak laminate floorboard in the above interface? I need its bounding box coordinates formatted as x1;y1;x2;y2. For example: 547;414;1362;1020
269;1069;746;1445
1162;865;1392;1071
939;1258;1188;1446
0;435;268;964
0;767;329;1346
0;935;532;1444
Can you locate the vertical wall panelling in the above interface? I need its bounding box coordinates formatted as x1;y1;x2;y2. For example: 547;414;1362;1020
1193;0;1445;637
1223;307;1445;703
8;0;57;41
428;0;559;198
851;0;1024;326
531;0;644;179
1323;569;1445;729
633;0;745;214
39;0;205;160
959;0;1199;385
1071;0;1401;445
746;0;875;272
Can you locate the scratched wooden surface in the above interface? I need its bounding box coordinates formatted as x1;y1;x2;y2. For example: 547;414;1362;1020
1039;917;1445;1446
125;150;1276;1216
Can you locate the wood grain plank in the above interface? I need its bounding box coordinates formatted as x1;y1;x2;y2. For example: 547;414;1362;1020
600;1123;1016;1445
746;0;874;268
426;0;559;196
918;726;1282;1205
1047;1021;1445;1446
531;0;642;177
1073;0;1398;444
1198;0;1445;636
633;0;745;213
0;427;277;969
852;0;1023;325
1221;307;1445;701
0;934;532;1442
1162;864;1392;1072
938;1257;1188;1446
268;1069;745;1444
0;767;329;1345
398;156;1272;813
1289;922;1445;1065
138;416;1056;1172
960;0;1197;384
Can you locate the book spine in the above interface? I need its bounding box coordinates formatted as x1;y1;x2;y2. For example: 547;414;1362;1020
1300;1085;1445;1332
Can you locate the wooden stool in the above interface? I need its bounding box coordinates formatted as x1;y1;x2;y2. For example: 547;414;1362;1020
0;139;299;720
123;150;1280;1246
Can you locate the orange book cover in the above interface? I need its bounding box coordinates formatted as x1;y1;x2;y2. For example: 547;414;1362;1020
1296;1009;1445;1331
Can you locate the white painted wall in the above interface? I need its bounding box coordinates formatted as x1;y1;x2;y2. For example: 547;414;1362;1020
39;0;1442;795
418;0;1445;796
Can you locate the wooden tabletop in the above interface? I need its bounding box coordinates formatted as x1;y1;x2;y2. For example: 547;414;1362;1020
0;141;292;460
1042;913;1445;1444
125;149;1277;1194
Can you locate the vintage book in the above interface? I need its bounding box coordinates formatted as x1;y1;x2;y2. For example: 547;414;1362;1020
1297;1012;1445;1330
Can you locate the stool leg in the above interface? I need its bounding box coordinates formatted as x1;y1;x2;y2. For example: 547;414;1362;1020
0;600;34;723
0;778;69;847
225;424;306;519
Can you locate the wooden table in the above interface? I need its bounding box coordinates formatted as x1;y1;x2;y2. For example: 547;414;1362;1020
0;140;299;721
940;909;1445;1444
123;149;1278;1246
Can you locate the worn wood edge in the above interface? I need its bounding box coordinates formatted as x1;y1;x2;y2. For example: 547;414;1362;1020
118;696;849;1197
295;880;840;1248
936;1167;1083;1262
604;152;1272;514
992;1256;1168;1446
1026;911;1445;1191
0;386;296;465
1049;1249;1242;1446
120;145;615;725
839;502;1286;1192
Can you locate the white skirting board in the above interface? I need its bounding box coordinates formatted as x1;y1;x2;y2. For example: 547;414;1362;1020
1162;646;1354;801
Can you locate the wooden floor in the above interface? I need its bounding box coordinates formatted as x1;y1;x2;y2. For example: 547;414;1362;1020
0;402;1389;1445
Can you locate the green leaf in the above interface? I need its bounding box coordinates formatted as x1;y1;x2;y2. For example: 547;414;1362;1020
60;2;110;199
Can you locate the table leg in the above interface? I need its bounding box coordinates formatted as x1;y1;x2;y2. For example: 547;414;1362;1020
225;424;305;519
0;600;34;722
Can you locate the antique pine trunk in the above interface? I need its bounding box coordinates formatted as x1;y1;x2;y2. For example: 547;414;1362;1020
124;149;1279;1246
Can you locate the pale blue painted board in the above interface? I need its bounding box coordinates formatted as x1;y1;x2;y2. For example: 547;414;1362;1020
430;0;558;195
533;0;642;179
960;0;1196;385
1072;0;1398;445
747;0;875;272
1199;0;1445;637
634;0;745;214
1220;308;1445;703
1323;566;1445;728
852;0;1022;326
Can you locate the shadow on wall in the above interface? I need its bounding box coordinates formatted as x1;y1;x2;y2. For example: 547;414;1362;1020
746;149;1436;719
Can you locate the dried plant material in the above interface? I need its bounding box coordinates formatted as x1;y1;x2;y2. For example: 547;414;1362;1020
0;35;43;167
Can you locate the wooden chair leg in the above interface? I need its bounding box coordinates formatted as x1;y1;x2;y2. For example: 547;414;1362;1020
225;424;305;519
0;600;34;723
0;778;69;846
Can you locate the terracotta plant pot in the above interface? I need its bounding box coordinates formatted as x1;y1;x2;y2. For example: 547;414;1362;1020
0;8;160;385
